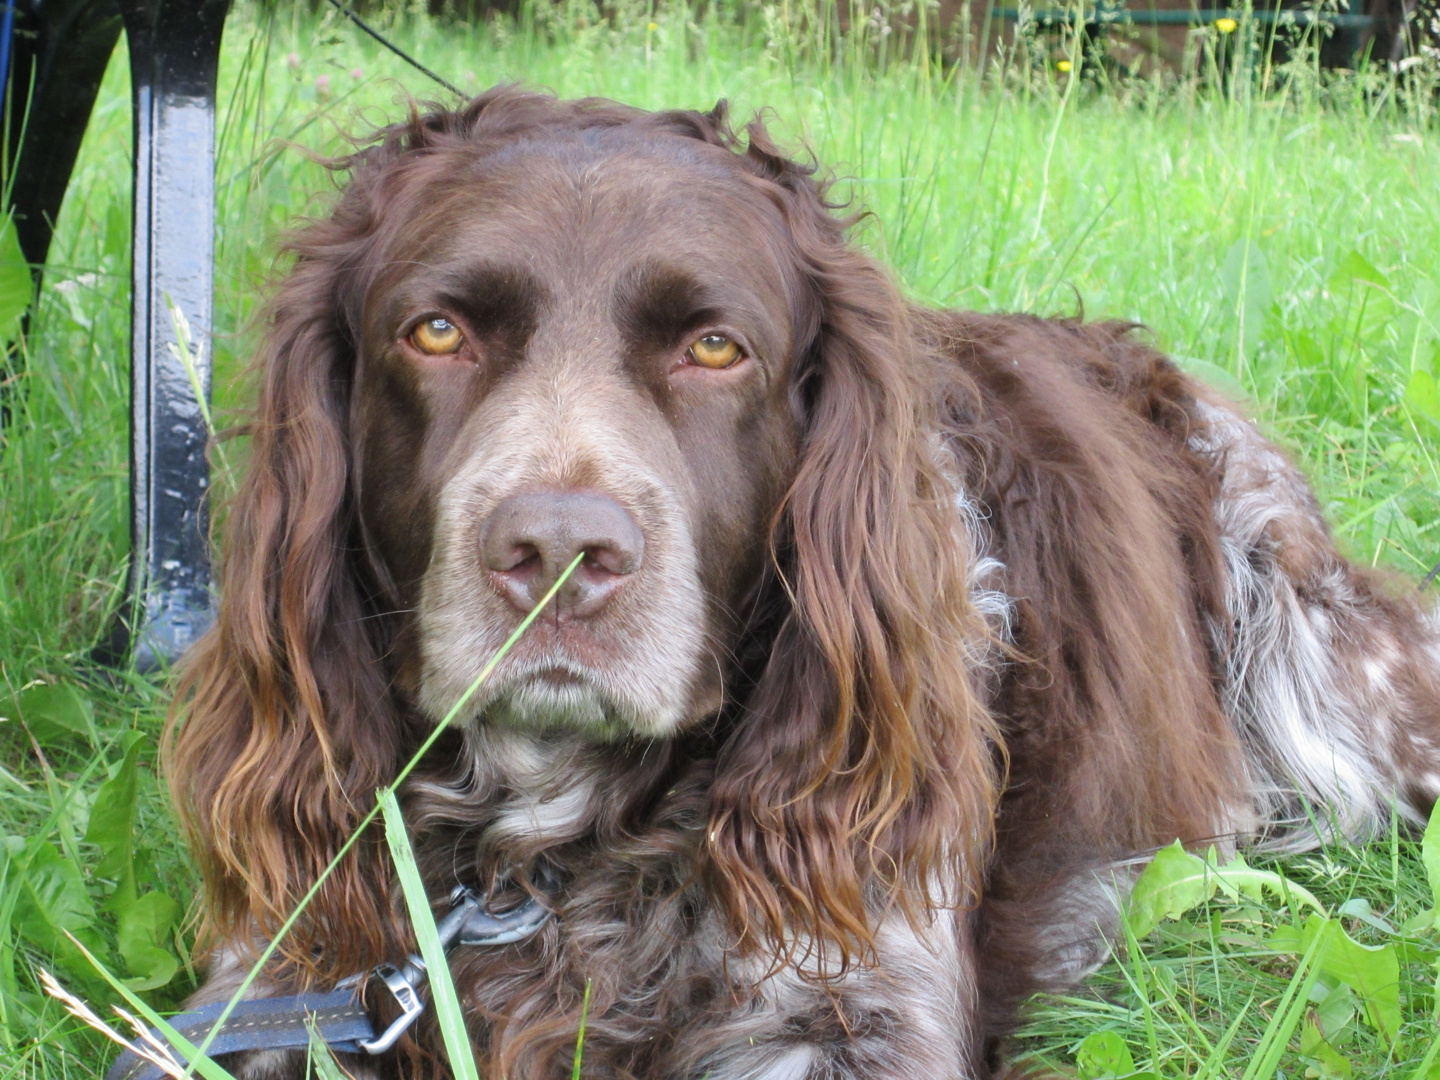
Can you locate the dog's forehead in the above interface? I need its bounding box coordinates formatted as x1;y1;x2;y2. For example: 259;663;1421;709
385;135;793;290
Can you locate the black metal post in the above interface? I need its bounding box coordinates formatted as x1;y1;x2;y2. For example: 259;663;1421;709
0;0;123;433
109;0;231;671
5;2;124;277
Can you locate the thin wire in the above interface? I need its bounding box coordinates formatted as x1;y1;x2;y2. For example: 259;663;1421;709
326;0;467;100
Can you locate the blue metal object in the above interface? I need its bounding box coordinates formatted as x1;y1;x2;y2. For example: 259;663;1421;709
102;989;374;1080
0;4;16;111
105;883;555;1080
108;0;232;670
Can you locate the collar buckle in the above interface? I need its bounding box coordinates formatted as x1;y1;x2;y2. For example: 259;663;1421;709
356;962;426;1054
339;881;555;1055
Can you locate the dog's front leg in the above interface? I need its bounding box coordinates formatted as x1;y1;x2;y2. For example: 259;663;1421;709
679;912;985;1080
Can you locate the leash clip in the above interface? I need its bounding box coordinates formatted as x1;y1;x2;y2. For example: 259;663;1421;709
357;961;426;1054
340;881;554;1055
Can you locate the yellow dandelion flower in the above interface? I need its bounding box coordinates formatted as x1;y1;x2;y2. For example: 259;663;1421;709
1215;17;1238;33
1057;59;1073;72
647;21;659;30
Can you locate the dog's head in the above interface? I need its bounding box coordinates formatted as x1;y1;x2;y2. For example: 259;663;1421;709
172;88;997;982
352;97;809;740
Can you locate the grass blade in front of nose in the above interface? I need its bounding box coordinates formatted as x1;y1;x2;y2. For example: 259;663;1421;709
380;786;479;1080
182;553;585;1077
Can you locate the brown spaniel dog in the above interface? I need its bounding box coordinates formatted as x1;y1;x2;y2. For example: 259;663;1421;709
168;87;1440;1079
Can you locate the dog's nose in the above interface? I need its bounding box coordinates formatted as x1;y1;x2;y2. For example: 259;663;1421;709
478;492;644;615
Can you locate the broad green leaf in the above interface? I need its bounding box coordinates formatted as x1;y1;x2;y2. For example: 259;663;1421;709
1300;1018;1354;1079
1176;355;1248;402
13;841;107;965
1335;897;1397;936
1291;330;1327;370
1407;964;1440;1079
1326;249;1397;342
1310;978;1358;1039
1220;847;1323;909
1127;842;1212;937
85;730;146;887
1329;249;1390;294
1127;841;1325;937
8;683;96;744
1269;916;1401;1046
1317;936;1400;1046
1406;370;1440;429
1077;1030;1135;1078
0;215;32;333
1423;783;1440;927
115;890;181;990
380;786;480;1080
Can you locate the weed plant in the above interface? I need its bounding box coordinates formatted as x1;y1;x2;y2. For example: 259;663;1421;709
1;0;1438;1077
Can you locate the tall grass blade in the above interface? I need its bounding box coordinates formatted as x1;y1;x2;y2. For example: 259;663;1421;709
378;785;480;1080
305;1017;352;1080
1192;999;1254;1080
61;931;236;1080
571;978;592;1080
1238;924;1329;1080
184;553;584;1076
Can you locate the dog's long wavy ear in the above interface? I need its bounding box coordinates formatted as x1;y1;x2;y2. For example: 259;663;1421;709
706;119;1002;976
165;226;402;986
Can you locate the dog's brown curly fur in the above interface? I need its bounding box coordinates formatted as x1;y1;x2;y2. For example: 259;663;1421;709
165;87;1440;1080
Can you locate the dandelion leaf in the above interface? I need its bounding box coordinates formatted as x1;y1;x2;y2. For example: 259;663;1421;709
1077;1031;1135;1078
1126;841;1214;937
1206;850;1325;914
1422;796;1440;926
8;682;95;744
1299;1017;1354;1080
1329;249;1390;293
13;840;108;971
1176;355;1248;401
85;730;146;886
1271;916;1400;1047
1405;370;1440;431
1127;842;1323;938
1221;238;1273;343
115;889;180;990
0;215;31;334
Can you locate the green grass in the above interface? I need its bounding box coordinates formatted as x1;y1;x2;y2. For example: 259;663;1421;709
1;1;1438;1076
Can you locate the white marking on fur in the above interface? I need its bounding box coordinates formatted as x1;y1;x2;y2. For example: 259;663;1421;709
933;435;1014;654
690;908;975;1079
956;491;1014;646
744;1045;820;1080
490;775;596;841
1190;399;1394;845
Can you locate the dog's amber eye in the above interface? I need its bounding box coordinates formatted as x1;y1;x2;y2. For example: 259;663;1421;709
687;334;741;369
410;317;463;355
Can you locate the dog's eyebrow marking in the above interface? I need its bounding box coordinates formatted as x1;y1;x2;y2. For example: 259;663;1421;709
612;260;727;349
431;263;550;343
